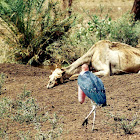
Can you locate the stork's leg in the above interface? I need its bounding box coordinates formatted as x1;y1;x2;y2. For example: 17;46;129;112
86;104;96;119
92;108;96;131
82;104;96;127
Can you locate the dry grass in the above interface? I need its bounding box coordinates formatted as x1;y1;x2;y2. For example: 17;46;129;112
72;0;133;19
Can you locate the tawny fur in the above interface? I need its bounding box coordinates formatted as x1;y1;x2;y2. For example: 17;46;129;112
47;40;140;88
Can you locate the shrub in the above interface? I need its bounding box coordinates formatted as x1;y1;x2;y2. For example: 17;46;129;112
109;13;140;46
0;0;76;65
88;15;112;40
13;97;38;124
0;88;63;139
120;118;138;134
35;113;63;140
108;113;139;135
1;0;140;65
0;97;12;118
71;13;140;49
0;73;5;94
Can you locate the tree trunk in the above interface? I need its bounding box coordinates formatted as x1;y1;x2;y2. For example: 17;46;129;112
131;0;140;20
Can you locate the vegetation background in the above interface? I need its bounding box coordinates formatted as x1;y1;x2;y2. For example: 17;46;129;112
0;0;140;66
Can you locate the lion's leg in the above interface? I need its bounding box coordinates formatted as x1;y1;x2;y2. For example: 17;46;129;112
93;70;110;77
69;74;79;80
92;63;110;77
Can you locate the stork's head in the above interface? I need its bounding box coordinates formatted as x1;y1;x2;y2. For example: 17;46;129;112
47;68;64;88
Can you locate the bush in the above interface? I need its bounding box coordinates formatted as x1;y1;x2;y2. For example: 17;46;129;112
88;15;112;40
0;0;76;65
1;0;140;65
71;13;140;49
13;97;38;124
108;113;139;135
109;14;140;46
120;118;138;134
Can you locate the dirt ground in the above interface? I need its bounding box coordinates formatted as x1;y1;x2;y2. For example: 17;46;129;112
0;63;139;140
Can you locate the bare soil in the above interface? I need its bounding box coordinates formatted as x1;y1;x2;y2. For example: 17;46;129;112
0;63;139;140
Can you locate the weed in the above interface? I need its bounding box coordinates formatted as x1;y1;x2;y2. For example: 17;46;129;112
13;97;38;124
19;85;31;100
48;113;59;130
120;117;138;134
0;97;12;118
0;123;8;139
106;112;139;135
0;88;63;139
34;112;63;140
18;131;32;140
0;73;5;94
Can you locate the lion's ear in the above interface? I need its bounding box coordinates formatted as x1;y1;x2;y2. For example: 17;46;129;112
56;73;62;78
54;64;58;68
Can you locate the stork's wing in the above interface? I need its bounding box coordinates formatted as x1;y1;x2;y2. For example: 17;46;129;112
78;71;106;106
